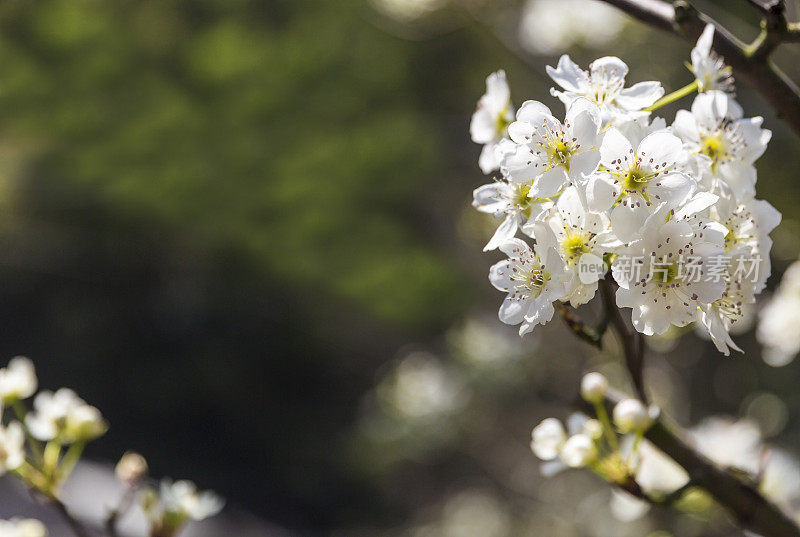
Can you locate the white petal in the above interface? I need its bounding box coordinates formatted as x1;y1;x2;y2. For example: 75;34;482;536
516;99;553;124
586;173;619;212
532;167;567;199
671;110;700;143
638;131;683;170
478;143;499;174
611;203;651;243
616;81;664;110
546;55;585;93
484;214;519;251
600;128;633;168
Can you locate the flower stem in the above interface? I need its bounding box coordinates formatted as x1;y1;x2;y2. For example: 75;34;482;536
644;79;699;111
58;442;85;482
593;401;619;451
11;400;44;463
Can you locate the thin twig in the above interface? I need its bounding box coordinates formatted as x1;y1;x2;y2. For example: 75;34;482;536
597;0;800;137
555;302;605;349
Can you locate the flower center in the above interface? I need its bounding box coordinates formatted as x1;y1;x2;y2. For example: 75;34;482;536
655;263;681;285
621;166;649;192
700;134;727;169
495;105;511;136
562;233;590;263
546;139;573;171
511;264;549;299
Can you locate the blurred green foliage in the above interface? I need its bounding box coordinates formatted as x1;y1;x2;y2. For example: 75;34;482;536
0;0;469;329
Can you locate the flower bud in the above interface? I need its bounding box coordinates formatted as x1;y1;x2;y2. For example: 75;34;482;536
613;399;651;433
559;434;597;468
530;417;566;460
580;372;608;403
582;418;604;440
15;519;47;537
116;451;148;485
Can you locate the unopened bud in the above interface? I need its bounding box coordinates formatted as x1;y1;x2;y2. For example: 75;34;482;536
116;451;148;485
580;372;608;403
613;399;651;433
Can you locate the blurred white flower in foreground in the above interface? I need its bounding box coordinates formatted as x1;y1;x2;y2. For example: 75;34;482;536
370;0;443;20
0;421;25;475
470;70;514;174
690;417;762;473
0;518;47;537
519;0;627;55
382;352;467;420
0;357;37;403
26;388;107;444
441;489;510;537
758;260;800;366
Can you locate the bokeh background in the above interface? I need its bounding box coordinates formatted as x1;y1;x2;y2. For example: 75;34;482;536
0;0;798;535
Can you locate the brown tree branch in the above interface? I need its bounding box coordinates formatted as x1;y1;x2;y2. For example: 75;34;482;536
598;0;800;137
603;388;800;536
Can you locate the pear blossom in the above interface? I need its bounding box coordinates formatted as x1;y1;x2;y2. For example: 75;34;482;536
587;128;695;242
472;179;552;251
0;356;37;403
0;519;47;537
758;261;800;366
691;24;734;93
0;420;25;475
672;91;771;199
26;388;107;443
528;185;611;305
519;0;626;55
612;208;726;335
689;417;762;473
530;417;567;460
142;478;224;533
547;55;663;125
489;234;569;336
503;98;602;198
470;71;515;174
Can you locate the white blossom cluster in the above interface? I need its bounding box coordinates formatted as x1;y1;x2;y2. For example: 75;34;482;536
140;478;225;535
471;25;780;354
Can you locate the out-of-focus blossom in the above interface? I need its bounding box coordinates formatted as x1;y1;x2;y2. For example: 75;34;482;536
26;388;107;444
381;352;467;420
470;71;514;174
441;489;511;537
519;0;627;56
0;357;37;403
0;518;47;537
0;421;25;475
580;372;608;403
141;479;224;536
370;0;443;20
116;451;148;485
531;417;567;460
758;260;800;366
689;417;762;473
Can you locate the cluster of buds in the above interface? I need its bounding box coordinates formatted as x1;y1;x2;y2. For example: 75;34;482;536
531;373;656;485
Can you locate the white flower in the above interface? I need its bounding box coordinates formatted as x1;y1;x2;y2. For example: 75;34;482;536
0;519;47;537
531;185;611;305
760;448;800;511
519;0;627;55
530;417;567;460
0;356;37;403
758;261;800;366
489;234;569;336
580;372;608;403
612;211;726;335
504;98;602;198
559;433;597;467
159;479;225;521
632;439;690;495
672;91;771;199
698;260;757;356
612;399;651;433
0;421;25;475
691;24;734;93
689;417;762;473
26;388;107;443
473;179;553;251
471;71;515;174
547;55;663;125
587;128;695;242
